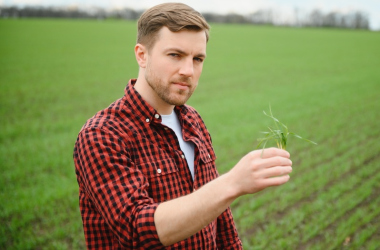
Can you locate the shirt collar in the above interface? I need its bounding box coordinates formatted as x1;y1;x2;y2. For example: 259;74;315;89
123;79;188;124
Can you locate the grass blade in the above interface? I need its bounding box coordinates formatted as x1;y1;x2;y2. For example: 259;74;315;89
257;105;317;151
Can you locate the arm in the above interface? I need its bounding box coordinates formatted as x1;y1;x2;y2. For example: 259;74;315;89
155;148;292;246
74;127;163;248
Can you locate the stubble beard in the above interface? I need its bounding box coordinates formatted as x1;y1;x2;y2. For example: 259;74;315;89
145;64;195;107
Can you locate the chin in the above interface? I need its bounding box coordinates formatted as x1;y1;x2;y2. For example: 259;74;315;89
168;97;190;106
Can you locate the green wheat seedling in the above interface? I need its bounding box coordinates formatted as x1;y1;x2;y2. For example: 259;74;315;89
256;105;317;151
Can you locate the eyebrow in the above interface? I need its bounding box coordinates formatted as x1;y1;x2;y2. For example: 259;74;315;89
165;48;206;58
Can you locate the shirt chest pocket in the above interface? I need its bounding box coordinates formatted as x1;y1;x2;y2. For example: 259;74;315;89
199;147;216;164
136;158;183;202
197;145;219;186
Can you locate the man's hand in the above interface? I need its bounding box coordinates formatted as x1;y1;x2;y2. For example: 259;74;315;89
155;147;292;246
227;147;292;197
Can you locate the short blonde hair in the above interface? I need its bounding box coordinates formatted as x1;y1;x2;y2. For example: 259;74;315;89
137;3;210;50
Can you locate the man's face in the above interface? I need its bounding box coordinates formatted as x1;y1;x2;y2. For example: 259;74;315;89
144;27;207;107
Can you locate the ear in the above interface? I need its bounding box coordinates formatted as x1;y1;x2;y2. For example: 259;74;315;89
135;43;148;68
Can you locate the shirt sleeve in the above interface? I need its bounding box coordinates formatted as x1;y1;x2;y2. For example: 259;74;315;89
189;108;243;249
216;207;243;249
74;126;164;249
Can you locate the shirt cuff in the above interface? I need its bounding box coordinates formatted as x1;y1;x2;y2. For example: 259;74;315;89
135;203;162;248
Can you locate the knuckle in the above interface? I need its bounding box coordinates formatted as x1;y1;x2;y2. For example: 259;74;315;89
251;150;262;159
250;158;262;169
276;167;284;176
275;157;282;166
248;151;256;159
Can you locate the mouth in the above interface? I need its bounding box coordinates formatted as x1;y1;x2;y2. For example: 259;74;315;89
173;82;190;90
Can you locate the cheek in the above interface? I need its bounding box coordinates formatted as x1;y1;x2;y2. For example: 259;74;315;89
194;65;203;79
158;60;176;74
149;61;169;79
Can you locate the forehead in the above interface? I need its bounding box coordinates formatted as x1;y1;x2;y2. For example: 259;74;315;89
152;26;207;54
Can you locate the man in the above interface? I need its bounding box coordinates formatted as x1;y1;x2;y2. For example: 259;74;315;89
74;3;292;249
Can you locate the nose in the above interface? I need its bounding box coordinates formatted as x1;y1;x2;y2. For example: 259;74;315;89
179;58;194;77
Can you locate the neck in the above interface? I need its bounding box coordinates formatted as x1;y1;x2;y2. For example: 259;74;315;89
134;72;174;115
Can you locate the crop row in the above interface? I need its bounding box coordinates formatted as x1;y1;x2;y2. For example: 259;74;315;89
233;112;379;225
240;158;380;248
234;115;379;248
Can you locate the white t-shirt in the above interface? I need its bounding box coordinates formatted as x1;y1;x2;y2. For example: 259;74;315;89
161;111;195;180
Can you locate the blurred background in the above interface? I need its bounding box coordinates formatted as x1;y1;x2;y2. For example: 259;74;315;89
1;0;379;249
1;0;380;30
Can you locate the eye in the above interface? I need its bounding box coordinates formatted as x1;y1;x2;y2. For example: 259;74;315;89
169;53;179;58
194;57;204;63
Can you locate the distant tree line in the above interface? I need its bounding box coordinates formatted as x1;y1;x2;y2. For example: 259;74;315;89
243;8;369;29
0;5;369;30
0;6;144;20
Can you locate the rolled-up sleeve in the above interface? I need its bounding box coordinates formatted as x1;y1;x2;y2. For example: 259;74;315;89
74;126;164;249
216;207;243;249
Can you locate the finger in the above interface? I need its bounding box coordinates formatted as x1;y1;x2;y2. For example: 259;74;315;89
260;166;292;178
258;157;292;169
261;175;290;187
254;147;290;159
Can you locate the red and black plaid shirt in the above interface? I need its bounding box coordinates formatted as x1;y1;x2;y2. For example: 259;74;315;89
74;79;242;249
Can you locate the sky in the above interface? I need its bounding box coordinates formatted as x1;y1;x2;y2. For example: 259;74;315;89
1;0;379;30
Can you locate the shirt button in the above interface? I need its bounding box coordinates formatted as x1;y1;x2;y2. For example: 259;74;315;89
164;127;168;130
208;154;211;158
145;118;150;123
181;154;185;159
157;169;162;174
155;114;160;119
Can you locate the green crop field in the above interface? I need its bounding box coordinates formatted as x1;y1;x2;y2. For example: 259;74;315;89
1;18;379;249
